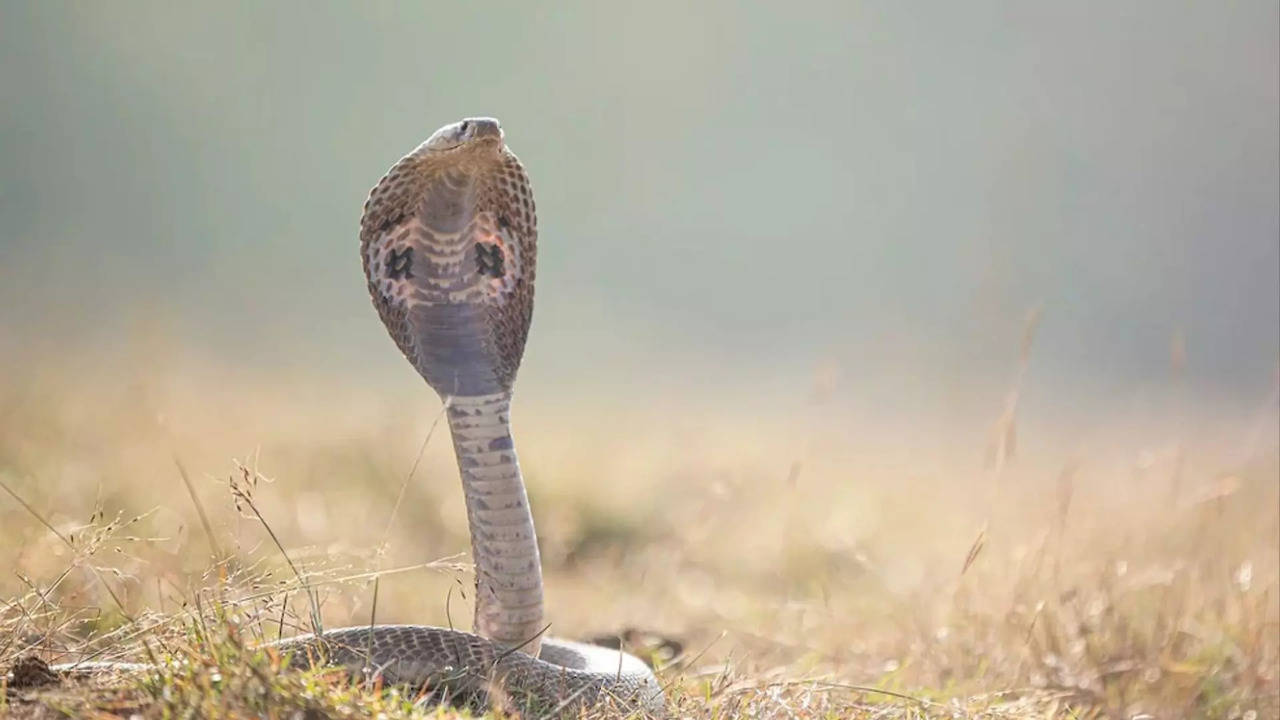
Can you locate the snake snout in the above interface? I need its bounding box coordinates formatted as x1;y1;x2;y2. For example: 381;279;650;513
460;117;503;144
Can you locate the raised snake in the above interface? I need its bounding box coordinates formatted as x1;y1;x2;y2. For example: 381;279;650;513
25;118;664;717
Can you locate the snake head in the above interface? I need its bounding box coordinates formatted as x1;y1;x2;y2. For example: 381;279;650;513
422;117;505;154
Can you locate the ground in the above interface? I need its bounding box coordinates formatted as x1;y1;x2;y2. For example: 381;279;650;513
0;354;1276;719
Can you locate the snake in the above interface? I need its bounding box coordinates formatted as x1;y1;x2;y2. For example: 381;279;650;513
18;118;664;718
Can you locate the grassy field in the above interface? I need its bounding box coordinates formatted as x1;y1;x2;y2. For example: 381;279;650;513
0;351;1276;719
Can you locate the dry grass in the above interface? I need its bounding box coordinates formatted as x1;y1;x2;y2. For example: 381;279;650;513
0;348;1276;719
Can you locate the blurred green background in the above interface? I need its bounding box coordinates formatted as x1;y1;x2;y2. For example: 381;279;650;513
1;1;1277;423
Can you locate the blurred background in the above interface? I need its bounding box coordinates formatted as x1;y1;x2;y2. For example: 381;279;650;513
2;2;1276;411
0;3;1277;712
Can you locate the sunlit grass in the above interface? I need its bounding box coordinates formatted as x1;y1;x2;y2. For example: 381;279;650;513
1;350;1276;718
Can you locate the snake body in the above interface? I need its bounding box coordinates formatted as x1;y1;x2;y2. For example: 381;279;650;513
39;119;663;717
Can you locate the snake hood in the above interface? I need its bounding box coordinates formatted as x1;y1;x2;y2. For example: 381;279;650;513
360;116;537;398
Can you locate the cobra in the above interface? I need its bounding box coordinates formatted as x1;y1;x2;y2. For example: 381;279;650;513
44;118;664;718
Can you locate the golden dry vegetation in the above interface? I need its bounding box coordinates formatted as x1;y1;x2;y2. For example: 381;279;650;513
0;345;1276;719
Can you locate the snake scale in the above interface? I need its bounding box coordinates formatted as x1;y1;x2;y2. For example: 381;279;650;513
22;118;664;717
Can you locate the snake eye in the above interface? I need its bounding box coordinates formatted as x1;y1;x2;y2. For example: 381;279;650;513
459;120;471;135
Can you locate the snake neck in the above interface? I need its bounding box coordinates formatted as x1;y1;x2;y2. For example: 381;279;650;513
446;392;545;656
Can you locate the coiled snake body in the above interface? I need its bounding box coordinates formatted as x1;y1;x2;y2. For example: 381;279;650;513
42;119;663;717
